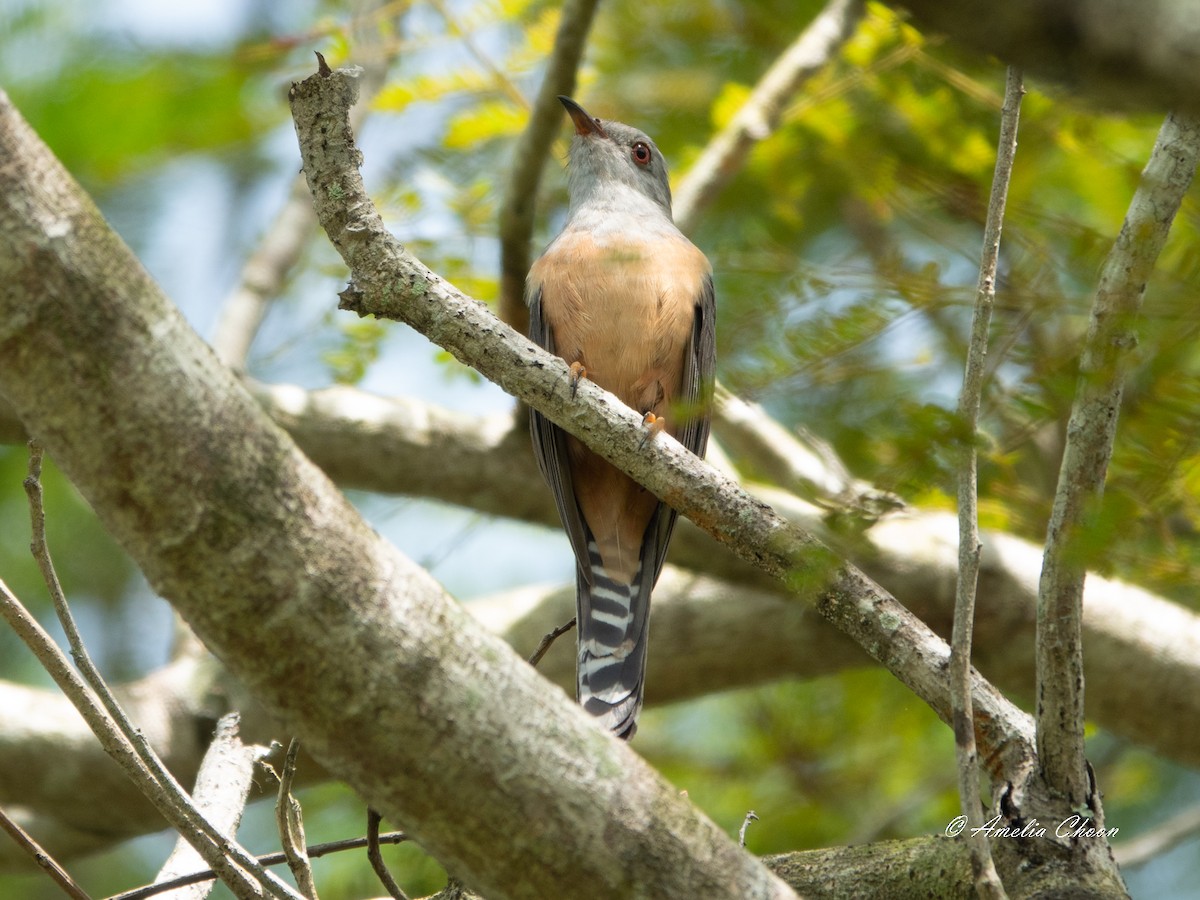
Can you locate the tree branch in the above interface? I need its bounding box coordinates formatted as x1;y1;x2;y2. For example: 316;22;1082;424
7;515;1200;871
0;579;299;899
951;65;1023;900
496;0;600;332
154;713;271;898
110;831;411;900
672;0;864;232
711;383;900;515
765;836;973;899
1114;803;1200;870
0;806;90;900
1036;111;1200;807
274;739;318;900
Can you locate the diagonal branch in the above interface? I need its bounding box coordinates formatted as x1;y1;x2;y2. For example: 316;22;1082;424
496;0;600;333
672;0;863;232
0;805;90;900
290;64;1036;781
1036;111;1200;807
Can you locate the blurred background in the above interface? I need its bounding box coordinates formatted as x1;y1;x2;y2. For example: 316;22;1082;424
1;0;1198;896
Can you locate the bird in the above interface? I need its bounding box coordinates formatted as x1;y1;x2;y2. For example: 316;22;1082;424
527;96;716;739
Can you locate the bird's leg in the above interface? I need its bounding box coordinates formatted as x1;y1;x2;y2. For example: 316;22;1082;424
568;361;588;398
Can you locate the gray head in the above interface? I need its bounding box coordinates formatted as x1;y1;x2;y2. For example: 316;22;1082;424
558;96;674;220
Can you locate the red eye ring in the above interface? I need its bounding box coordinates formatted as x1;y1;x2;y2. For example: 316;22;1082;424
631;142;652;166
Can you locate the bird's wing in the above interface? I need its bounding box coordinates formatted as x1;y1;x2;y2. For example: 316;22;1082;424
527;284;591;568
639;272;717;587
677;272;717;460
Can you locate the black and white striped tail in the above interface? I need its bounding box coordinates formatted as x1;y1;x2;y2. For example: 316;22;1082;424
577;541;650;740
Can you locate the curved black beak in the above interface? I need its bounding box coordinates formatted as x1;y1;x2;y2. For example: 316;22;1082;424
558;96;606;138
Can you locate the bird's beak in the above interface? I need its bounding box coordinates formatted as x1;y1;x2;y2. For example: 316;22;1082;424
558;96;606;138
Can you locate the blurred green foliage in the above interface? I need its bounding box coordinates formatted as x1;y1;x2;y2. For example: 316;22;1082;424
0;0;1197;896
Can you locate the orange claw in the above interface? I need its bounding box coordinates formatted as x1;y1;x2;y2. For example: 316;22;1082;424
569;361;588;398
639;412;665;448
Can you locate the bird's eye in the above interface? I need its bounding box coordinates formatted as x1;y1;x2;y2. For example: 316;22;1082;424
631;142;652;166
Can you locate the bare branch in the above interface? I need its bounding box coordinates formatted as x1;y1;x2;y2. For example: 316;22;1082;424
765;836;973;898
672;0;863;232
156;713;270;899
738;812;759;849
526;617;575;667
275;739;318;900
712;383;899;514
367;808;410;900
108;832;411;900
1036;111;1200;807
497;0;600;332
21;446;299;899
7;519;1200;869
0;805;91;900
951;65;1024;900
211;174;319;370
235;384;1200;774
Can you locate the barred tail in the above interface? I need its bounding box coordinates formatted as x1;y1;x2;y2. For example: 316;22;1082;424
576;542;651;740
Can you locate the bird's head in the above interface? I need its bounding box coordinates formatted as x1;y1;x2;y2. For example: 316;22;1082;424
558;96;673;219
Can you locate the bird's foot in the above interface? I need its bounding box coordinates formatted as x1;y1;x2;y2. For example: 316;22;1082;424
569;361;588;398
639;412;665;449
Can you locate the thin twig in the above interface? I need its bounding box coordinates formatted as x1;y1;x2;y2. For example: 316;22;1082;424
496;0;600;332
672;0;863;233
105;832;411;900
368;807;411;900
0;805;92;900
738;811;759;848
276;739;318;899
527;616;576;667
951;66;1023;900
19;444;302;900
1035;111;1200;807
